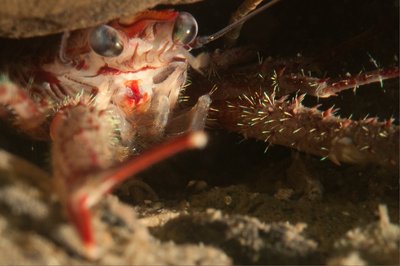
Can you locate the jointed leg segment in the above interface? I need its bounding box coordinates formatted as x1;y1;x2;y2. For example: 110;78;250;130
50;102;208;258
0;77;49;133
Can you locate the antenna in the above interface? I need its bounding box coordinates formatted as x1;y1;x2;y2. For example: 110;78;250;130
191;0;282;49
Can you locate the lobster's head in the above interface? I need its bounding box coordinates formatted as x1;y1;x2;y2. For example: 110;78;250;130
49;10;201;118
63;10;198;72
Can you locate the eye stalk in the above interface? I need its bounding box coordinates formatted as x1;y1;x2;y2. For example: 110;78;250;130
89;25;125;57
172;12;198;45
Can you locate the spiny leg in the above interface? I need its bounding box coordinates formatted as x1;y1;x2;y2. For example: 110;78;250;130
208;56;400;100
272;66;400;98
212;91;399;169
206;58;400;169
67;132;207;259
0;76;49;135
50;102;207;258
51;102;117;258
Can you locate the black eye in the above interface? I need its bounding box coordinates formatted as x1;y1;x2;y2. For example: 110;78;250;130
89;25;125;57
172;12;198;45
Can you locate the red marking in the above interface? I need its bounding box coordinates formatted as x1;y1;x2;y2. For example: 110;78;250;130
90;87;99;96
68;195;93;252
95;64;156;76
112;10;178;38
96;65;122;75
75;59;88;70
124;80;141;106
322;107;334;118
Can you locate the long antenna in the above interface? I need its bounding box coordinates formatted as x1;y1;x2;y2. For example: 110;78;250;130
192;0;282;49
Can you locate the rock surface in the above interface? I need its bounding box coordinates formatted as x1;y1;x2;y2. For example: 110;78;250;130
0;148;398;264
0;0;199;38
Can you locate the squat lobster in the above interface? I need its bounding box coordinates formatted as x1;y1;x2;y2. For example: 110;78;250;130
0;0;399;259
0;1;283;258
0;9;213;258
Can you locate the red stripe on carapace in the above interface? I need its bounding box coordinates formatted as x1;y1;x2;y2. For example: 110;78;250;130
96;65;122;75
94;64;156;76
112;10;178;38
